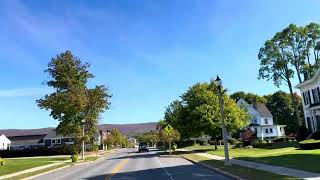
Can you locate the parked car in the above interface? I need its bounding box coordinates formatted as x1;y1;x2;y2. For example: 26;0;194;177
138;142;148;152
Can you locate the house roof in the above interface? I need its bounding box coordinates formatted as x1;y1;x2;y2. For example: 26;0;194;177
43;130;67;139
254;103;273;118
236;98;273;118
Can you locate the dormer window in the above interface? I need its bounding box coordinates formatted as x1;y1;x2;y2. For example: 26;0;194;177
265;129;269;133
264;119;268;124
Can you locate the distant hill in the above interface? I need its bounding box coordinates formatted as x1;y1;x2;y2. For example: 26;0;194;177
0;122;157;137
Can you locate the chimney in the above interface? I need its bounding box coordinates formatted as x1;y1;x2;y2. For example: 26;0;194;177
252;97;257;110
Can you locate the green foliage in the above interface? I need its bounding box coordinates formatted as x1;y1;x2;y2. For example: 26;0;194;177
0;158;6;166
299;139;320;150
135;131;159;146
71;153;78;162
296;125;310;141
227;138;237;145
311;131;320;140
230;91;266;104
264;91;303;133
172;143;177;151
162;81;249;140
37;51;111;143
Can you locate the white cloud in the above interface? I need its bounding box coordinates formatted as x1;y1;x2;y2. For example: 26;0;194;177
0;87;52;98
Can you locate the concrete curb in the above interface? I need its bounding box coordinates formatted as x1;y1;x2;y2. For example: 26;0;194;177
183;156;245;180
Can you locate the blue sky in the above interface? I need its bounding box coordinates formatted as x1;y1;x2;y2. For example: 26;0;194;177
0;0;320;129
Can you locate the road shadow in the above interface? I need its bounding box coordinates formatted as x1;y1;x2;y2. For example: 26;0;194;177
86;164;230;180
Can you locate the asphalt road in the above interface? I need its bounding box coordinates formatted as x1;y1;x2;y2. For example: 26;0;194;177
32;148;231;180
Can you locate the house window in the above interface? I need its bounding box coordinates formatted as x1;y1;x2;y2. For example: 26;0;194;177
265;129;269;133
57;139;61;144
252;117;257;123
303;91;312;105
264;119;268;124
270;128;273;133
312;88;320;104
254;128;257;132
52;139;56;144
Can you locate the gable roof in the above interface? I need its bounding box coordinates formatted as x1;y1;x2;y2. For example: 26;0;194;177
254;103;273;118
0;134;11;143
236;98;273;118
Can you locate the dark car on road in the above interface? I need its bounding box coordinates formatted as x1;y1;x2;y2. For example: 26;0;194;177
138;142;149;152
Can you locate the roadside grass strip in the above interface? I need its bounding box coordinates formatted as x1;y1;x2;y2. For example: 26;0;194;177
184;154;298;180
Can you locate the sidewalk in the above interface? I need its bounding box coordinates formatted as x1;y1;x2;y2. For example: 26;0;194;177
196;152;320;179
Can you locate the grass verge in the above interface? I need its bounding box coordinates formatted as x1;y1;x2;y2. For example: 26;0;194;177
0;157;69;176
3;163;70;180
184;154;298;180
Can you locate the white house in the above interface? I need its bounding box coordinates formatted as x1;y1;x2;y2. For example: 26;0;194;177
0;134;11;150
237;98;286;139
295;69;320;132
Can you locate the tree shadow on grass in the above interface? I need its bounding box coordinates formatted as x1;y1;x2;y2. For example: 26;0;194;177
237;153;320;174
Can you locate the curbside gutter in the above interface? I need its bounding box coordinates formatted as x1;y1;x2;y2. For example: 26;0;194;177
183;156;245;180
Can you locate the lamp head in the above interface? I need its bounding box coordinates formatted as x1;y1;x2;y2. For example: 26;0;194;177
214;75;222;88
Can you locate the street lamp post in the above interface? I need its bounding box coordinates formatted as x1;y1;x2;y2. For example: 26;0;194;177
81;119;85;160
214;75;231;166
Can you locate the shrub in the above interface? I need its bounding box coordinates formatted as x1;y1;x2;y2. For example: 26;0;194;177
299;139;320;150
296;125;310;141
273;137;287;142
244;145;253;149
71;153;79;162
0;158;5;166
252;139;272;148
172;143;177;151
311;131;320;140
233;141;244;149
228;138;237;145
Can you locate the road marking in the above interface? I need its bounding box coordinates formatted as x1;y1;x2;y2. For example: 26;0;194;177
156;157;174;180
105;158;128;180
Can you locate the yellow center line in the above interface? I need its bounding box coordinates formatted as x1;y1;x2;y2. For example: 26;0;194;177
105;158;129;180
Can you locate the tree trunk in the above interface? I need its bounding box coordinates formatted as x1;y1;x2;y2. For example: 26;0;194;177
294;65;302;83
214;137;218;150
288;80;301;126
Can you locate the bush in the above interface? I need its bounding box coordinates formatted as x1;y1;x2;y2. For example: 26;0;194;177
233;141;244;149
244;145;253;149
273;137;287;142
172;143;177;151
299;139;320;150
228;138;237;145
0;145;77;158
0;158;5;166
252;139;272;148
310;131;320;140
296;125;310;141
71;153;78;162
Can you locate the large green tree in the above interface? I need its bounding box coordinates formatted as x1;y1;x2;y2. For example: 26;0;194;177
264;91;303;133
258;23;320;127
162;81;249;141
37;51;111;144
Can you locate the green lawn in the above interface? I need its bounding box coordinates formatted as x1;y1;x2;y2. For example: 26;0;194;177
184;154;297;180
0;157;70;176
186;142;320;173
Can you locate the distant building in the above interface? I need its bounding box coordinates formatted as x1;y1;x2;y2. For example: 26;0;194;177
295;69;320;132
237;98;286;140
9;134;46;150
0;134;11;150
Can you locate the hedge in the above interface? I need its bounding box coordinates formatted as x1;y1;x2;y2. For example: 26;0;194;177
0;145;76;158
299;139;320;150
